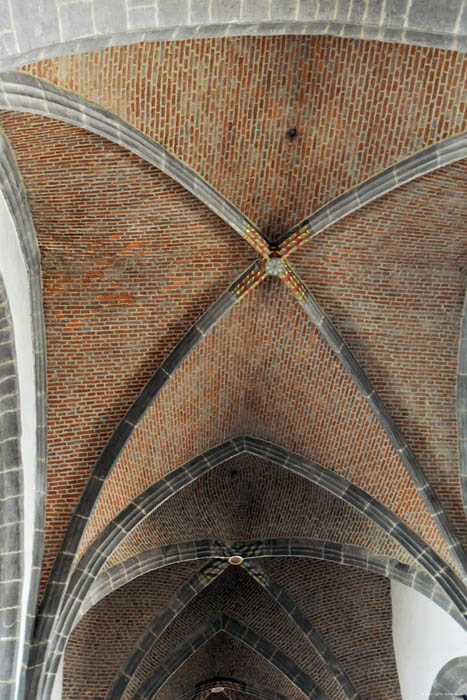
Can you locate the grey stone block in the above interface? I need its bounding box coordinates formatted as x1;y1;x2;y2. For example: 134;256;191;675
298;0;319;21
196;292;235;335
11;0;60;52
0;33;16;60
128;5;156;29
347;0;367;24
406;28;456;49
204;439;238;465
189;0;210;24
242;0;270;22
0;0;11;30
0;549;21;582
0;638;15;682
315;0;338;21
93;419;133;480
158;0;189;26
270;0;297;20
382;0;409;26
458;408;467;436
162;326;202;375
210;0;240;23
94;0;127;33
60;1;94;41
0;466;20;501
408;0;463;33
124;369;167;426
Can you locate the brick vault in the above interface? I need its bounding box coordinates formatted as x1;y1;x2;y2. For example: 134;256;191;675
0;3;467;699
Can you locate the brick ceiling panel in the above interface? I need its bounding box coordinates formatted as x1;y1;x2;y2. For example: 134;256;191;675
124;566;346;700
82;281;449;566
64;561;202;700
261;558;401;700
290;160;467;547
0;111;255;590
156;632;307;700
104;453;414;570
21;35;467;238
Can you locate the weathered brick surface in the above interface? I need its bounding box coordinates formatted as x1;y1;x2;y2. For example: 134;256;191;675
83;281;450;567
261;558;401;700
158;631;307;700
0;111;255;591
22;36;467;238
124;565;346;699
63;561;202;699
104;453;414;570
290;160;467;547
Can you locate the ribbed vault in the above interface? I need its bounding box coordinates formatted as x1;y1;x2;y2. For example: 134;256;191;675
102;453;414;569
21;36;467;237
0;19;466;700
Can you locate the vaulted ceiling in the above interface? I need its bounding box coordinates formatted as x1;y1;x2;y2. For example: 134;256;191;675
1;9;467;700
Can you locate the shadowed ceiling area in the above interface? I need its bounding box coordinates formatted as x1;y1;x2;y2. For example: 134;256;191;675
1;16;467;700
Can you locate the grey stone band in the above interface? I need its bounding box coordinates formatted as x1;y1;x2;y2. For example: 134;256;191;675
107;557;360;700
133;613;329;700
0;130;46;700
295;272;467;583
83;539;464;632
176;678;292;700
457;291;467;521
36;439;467;699
27;274;244;700
0;71;257;240
2;0;467;73
107;560;229;699
0;272;22;698
429;655;467;699
283;134;467;243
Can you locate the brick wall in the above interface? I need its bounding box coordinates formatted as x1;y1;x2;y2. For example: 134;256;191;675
262;558;401;700
63;561;202;698
0;111;255;590
291;160;467;547
84;281;450;568
23;36;467;238
104;453;413;570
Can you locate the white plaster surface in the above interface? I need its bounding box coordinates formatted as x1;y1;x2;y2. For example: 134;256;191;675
0;190;36;697
51;657;63;700
392;580;467;700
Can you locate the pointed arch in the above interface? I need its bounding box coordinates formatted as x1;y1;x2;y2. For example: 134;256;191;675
278;133;467;255
106;556;359;700
35;439;467;698
133;614;329;700
0;72;261;242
